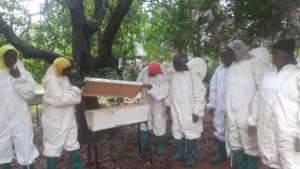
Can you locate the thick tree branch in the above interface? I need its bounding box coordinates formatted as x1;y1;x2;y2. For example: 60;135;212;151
0;16;61;63
85;0;106;35
69;0;86;26
97;0;134;68
91;0;106;21
68;0;93;70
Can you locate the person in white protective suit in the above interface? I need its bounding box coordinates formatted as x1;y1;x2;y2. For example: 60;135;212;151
187;57;207;81
168;52;206;166
225;40;268;169
258;39;300;169
0;45;39;169
136;61;169;154
42;57;85;169
207;47;235;164
247;46;271;138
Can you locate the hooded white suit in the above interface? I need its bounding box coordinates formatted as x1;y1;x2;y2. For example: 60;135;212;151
208;65;228;141
226;42;268;156
258;64;300;169
168;58;207;140
137;66;169;136
0;60;39;165
42;66;81;157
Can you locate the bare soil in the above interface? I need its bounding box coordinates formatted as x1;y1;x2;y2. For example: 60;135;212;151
11;112;267;169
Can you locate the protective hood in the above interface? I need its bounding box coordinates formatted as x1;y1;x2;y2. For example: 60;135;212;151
53;57;71;77
0;45;18;69
228;40;253;61
187;57;207;80
250;47;270;64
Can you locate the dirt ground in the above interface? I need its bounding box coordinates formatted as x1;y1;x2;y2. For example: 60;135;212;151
11;112;267;169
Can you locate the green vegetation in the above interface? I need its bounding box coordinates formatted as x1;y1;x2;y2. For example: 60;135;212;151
0;0;299;83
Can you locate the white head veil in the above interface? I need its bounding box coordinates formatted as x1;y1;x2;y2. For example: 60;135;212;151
228;40;253;61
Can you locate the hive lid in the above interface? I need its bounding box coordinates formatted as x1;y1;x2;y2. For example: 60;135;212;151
82;77;143;98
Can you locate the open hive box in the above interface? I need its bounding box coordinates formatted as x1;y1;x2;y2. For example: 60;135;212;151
82;78;149;132
28;90;44;106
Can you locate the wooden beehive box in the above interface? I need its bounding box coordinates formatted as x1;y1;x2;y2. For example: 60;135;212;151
82;78;149;132
82;78;143;98
28;90;44;106
85;103;149;131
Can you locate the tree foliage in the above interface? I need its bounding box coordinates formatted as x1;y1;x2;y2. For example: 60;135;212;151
142;0;299;59
0;0;299;82
0;0;146;81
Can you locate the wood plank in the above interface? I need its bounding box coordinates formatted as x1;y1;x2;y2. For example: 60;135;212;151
82;78;143;98
85;103;149;131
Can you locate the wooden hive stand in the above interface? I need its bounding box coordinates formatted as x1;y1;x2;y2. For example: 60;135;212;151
81;78;150;169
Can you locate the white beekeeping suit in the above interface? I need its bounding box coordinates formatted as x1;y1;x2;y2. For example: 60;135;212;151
168;53;207;166
257;66;280;169
169;71;206;139
247;47;271;126
207;65;228;141
42;64;81;157
42;57;86;169
225;40;268;169
136;61;169;154
259;64;300;169
0;45;39;167
187;57;207;81
137;65;169;136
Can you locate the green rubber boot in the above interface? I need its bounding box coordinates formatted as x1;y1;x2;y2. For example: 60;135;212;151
185;139;198;166
232;150;246;169
246;154;259;169
140;131;150;151
23;164;34;169
210;140;227;163
169;138;185;162
69;150;85;169
47;158;57;169
155;135;166;155
0;163;11;169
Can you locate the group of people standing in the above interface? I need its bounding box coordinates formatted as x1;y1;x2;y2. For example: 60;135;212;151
137;53;207;166
0;46;85;169
0;38;299;169
138;38;300;169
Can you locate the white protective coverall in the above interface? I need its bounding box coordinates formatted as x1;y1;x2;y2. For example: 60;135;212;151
226;41;268;156
247;47;271;126
169;61;206;140
258;64;300;169
42;65;81;157
208;65;228;141
187;57;207;81
0;46;39;165
137;66;169;136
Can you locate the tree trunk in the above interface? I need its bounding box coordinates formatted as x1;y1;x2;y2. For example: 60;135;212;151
76;97;100;144
97;0;134;69
0;0;135;144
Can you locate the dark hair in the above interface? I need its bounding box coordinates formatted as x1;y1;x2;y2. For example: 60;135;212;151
272;39;296;55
